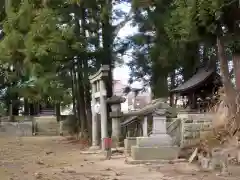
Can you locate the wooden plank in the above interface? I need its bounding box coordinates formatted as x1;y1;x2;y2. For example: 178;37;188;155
188;148;198;163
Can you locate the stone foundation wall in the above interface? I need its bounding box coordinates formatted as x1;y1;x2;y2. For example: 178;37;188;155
180;118;212;148
0;116;77;136
124;137;137;155
0;121;32;136
168;113;213;148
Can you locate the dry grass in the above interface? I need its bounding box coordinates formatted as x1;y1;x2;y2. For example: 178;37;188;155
197;88;240;154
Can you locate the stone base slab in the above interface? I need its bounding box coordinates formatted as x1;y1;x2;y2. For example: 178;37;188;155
81;147;124;155
136;134;173;147
89;145;100;150
125;157;187;165
131;146;179;160
80;147;102;154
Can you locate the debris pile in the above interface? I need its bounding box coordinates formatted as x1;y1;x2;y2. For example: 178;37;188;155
187;90;240;175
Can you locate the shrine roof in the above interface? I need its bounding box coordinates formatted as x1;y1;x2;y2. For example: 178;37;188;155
170;68;215;93
121;98;170;127
121;115;138;127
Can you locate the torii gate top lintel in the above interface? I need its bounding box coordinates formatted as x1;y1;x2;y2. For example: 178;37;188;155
89;65;110;84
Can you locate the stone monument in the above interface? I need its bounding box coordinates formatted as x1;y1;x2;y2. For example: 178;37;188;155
131;102;179;160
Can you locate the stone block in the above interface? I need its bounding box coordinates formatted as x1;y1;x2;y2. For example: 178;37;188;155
131;146;179;160
200;123;212;131
196;118;207;123
184;131;200;139
184;124;201;132
136;135;173;147
184;119;193;123
181;138;200;148
211;148;228;170
124;137;136;155
200;130;212;138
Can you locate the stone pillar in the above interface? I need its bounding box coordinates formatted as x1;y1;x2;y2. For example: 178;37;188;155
111;104;121;147
142;116;148;137
148;114;173;146
127;130;131;137
107;96;125;148
90;83;99;149
111;104;121;137
151;116;167;135
100;80;108;148
132;96;136;110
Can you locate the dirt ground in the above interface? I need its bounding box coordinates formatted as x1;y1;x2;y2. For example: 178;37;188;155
1;136;240;180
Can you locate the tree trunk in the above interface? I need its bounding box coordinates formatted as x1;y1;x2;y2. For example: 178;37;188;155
169;71;175;106
9;101;13;121
71;3;88;137
84;82;92;137
233;53;240;91
29;103;35;116
77;65;87;136
73;66;81;129
12;93;19;116
217;37;236;114
80;2;92;137
70;69;77;120
182;42;199;81
101;0;113;99
55;103;61;122
100;0;114;136
152;66;169;98
23;98;29;115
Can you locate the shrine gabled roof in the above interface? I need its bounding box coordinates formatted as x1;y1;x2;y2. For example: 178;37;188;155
121;98;169;127
170;68;215;93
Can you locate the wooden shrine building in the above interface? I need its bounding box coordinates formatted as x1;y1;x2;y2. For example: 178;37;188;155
170;68;222;111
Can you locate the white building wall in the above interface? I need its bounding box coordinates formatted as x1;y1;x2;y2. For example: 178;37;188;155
60;80;150;115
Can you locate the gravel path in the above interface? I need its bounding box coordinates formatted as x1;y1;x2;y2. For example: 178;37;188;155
0;136;240;180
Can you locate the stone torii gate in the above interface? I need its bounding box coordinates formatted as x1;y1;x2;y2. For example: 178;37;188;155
89;65;109;149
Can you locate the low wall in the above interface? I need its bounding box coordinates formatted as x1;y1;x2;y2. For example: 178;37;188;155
177;112;213;121
180;118;212;148
0;116;62;136
0;121;32;136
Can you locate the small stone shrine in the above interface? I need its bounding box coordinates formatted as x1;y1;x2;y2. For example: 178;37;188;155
122;99;179;160
132;106;179;160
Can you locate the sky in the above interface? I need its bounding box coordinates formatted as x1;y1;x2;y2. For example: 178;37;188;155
113;22;135;85
112;3;141;88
